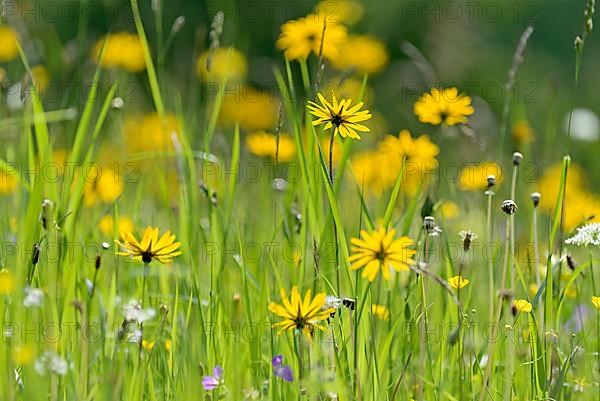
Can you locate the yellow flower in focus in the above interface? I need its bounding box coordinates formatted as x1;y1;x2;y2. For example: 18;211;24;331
268;287;334;339
246;132;296;162
414;87;474;126
83;168;124;207
0;25;19;62
458;162;503;191
99;215;134;238
349;228;416;281
512;120;535;143
220;86;278;131
331;35;389;74
592;296;600;310
0;269;15;295
12;344;35;365
308;92;372;139
314;0;364;25
142;340;156;351
116;226;182;264
513;299;532;313
438;201;459;220
0;168;18;195
448;275;469;289
372;304;390;320
93;32;146;73
123;113;180;155
196;47;247;83
276;14;347;60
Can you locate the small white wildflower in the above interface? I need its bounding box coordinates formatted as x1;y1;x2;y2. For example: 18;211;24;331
324;295;342;310
34;351;70;376
565;223;600;246
23;287;44;307
123;299;156;323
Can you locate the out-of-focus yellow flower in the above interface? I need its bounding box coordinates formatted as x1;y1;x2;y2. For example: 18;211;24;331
314;0;364;25
414;87;474;126
351;150;390;196
0;269;15;295
448;275;469;289
371;304;390;320
12;344;35;365
277;13;347;60
438;201;459;220
513;299;532;313
31;65;51;90
592;296;600;310
0;167;18;195
0;25;19;62
458;162;503;191
196;47;247;83
123;112;180;155
323;77;372;104
220;86;278;131
512;120;535;143
99;215;134;238
142;340;156;351
528;283;539;296
319;137;342;165
83;168;124;207
165;339;172;352
331;35;388;74
93;32;146;73
246;131;295;162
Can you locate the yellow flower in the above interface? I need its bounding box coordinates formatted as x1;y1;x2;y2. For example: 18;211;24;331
142;340;156;351
123;112;180;155
246;132;296;162
0;269;15;295
512;120;535;143
12;344;35;365
0;25;19;62
331;35;389;74
93;32;146;73
83;168;124;207
513;299;532;313
220;86;278;131
438;201;459;220
308;92;372;139
314;0;364;25
349;228;416;281
528;283;539;296
116;226;182;264
371;304;390;320
458;162;503;191
323;77;373;104
99;215;134;238
0;167;18;195
165;339;172;352
414;87;474;126
276;13;347;60
268;287;334;339
320;137;342;165
448;275;469;290
31;65;51;90
351;151;390;196
592;296;600;310
196;47;247;83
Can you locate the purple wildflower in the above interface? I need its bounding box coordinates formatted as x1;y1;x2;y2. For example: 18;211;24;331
272;355;293;382
202;365;224;390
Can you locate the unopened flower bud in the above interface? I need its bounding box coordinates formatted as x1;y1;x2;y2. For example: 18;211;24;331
512;152;523;166
487;175;496;188
501;200;518;215
531;192;541;207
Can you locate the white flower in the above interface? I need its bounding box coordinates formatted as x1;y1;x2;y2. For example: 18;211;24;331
565;223;600;246
23;287;44;307
123;299;156;323
34;351;70;376
324;295;342;310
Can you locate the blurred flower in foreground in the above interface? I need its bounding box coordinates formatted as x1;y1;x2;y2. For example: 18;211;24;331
31;65;51;90
141;340;156;351
34;351;69;376
566;223;600;246
0;167;18;195
99;215;134;238
512;120;535;143
0;25;19;62
592;296;600;310
564;108;599;142
272;355;294;382
331;35;388;74
23;287;44;307
458;162;503;191
0;269;15;295
246;132;296;161
349;228;416;281
123;112;180;154
268;287;334;339
196;47;247;83
93;32;146;73
438;201;459;220
83;168;124;207
371;304;390;320
12;344;35;365
308;92;372;139
220;86;278;131
448;275;469;290
202;365;224;390
314;0;364;25
277;13;347;60
414;87;474;126
116;227;182;264
513;299;532;313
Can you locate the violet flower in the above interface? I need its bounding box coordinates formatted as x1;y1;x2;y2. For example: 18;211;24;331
202;365;224;390
272;355;293;382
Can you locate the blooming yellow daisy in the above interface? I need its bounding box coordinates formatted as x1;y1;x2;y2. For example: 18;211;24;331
308;92;372;139
513;299;532;313
246;131;296;162
268;287;334;339
448;275;470;289
116;227;182;264
349;228;416;281
414;87;474;126
276;13;347;60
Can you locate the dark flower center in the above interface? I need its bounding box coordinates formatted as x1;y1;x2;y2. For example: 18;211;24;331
141;251;153;264
331;114;343;127
439;111;449;123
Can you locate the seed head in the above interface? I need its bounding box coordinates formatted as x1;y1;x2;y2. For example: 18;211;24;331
501;200;518;215
512;152;523;166
531;192;541;207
